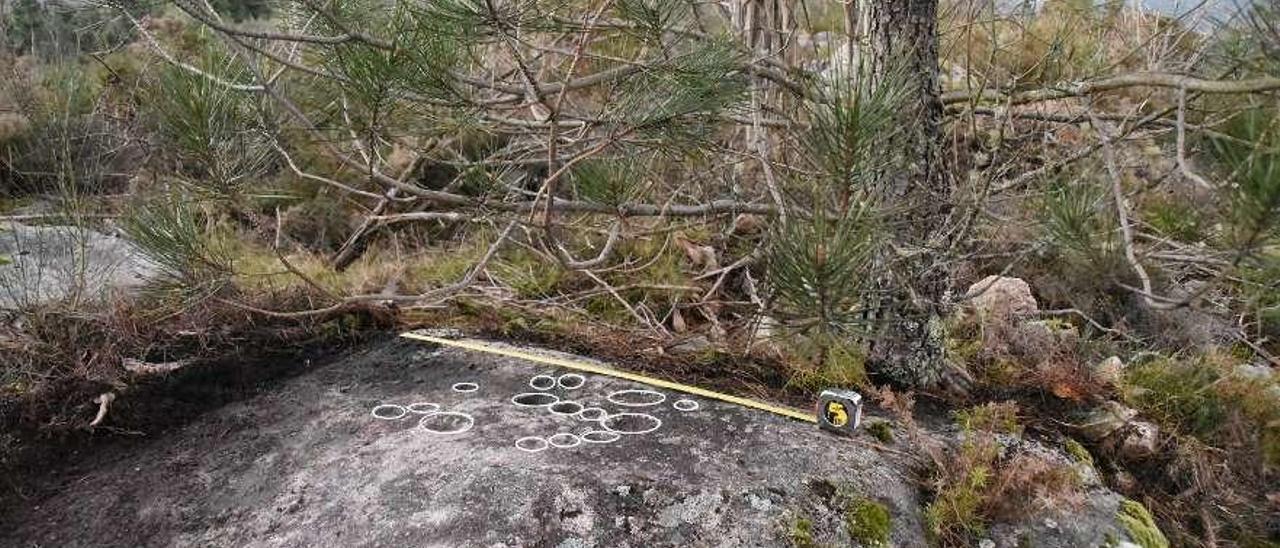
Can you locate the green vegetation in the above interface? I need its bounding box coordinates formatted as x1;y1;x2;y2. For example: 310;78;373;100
1063;438;1093;467
864;419;894;444
789;515;816;548
954;402;1022;437
1122;356;1225;439
1117;499;1169;548
2;1;1280;546
845;498;891;547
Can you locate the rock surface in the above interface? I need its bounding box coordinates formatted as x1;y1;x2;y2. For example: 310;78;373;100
966;276;1038;318
0;337;1147;547
0;222;155;309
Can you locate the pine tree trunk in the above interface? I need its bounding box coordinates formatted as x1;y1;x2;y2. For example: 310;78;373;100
857;0;959;390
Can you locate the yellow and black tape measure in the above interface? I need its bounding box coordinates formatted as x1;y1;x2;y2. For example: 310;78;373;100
401;331;865;436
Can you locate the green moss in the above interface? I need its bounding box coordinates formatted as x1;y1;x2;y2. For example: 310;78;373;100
955;401;1022;436
790;515;815;548
1122;356;1225;439
1117;499;1169;548
864;419;894;444
785;337;870;392
846;498;891;547
1064;438;1094;467
924;461;990;544
491;248;565;299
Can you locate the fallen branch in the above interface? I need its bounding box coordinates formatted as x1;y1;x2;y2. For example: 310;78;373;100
89;392;116;427
942;72;1280;106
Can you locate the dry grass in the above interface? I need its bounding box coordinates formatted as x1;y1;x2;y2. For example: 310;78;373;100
924;400;1084;547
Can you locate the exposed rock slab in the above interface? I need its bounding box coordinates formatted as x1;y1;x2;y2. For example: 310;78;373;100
0;222;155;309
0;339;928;547
0;338;1147;547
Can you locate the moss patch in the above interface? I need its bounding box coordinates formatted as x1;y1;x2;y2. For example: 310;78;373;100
846;498;891;547
1063;438;1093;467
1117;499;1169;548
789;515;815;548
864;419;894;444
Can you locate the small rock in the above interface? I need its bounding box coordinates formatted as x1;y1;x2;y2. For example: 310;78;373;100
1117;421;1160;460
1112;469;1138;493
1233;363;1275;382
731;214;764;234
1078;401;1138;441
966;276;1038;318
746;493;771;511
667;335;712;355
614;485;631;497
978;540;995;548
1095;356;1126;386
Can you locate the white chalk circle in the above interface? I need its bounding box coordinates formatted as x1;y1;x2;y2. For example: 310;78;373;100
601;412;662;435
516;436;549;453
673;399;700;412
371;404;408;420
606;389;667;407
452;382;479;393
512;392;560;407
547;432;582;448
557;373;586;390
581;430;622;444
407;402;441;415
577;407;608;421
418;411;474;435
529;375;557;391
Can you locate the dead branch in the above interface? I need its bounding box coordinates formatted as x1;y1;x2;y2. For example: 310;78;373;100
943;72;1280;106
89;392;115;427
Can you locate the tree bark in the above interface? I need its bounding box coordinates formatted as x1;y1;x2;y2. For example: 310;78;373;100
858;0;956;389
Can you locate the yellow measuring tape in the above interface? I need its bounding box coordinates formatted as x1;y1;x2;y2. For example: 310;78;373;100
400;332;817;423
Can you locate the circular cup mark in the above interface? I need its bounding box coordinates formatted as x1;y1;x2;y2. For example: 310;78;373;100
452;382;479;393
557;373;585;390
516;436;549;453
673;399;700;412
550;401;584;416
529;375;556;391
577;407;608;421
418;411;474;434
512;392;560;407
601;412;662;435
606;389;667;407
407;402;441;415
371;404;407;420
547;432;581;448
581;430;622;444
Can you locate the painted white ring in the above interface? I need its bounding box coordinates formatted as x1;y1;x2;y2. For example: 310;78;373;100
549;401;585;416
419;412;476;435
511;392;561;408
418;411;474;435
577;407;608;422
371;404;408;420
556;373;586;390
580;430;622;444
606;389;667;407
547;432;582;448
529;375;557;391
673;399;700;412
407;402;441;415
600;412;663;435
516;436;549;453
451;382;479;393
